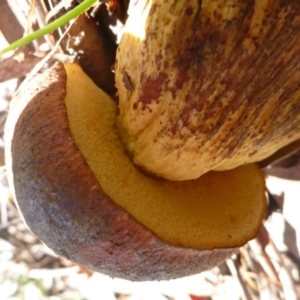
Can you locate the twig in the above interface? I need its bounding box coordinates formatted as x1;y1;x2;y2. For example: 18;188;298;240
15;20;74;93
25;0;37;36
226;256;253;300
248;236;280;284
266;238;298;300
0;0;26;44
28;254;58;269
0;52;43;83
251;225;299;300
45;0;73;24
0;218;23;231
0;0;97;54
28;266;80;279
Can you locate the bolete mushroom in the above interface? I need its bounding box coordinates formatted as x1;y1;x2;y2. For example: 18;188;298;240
5;62;266;281
10;0;300;281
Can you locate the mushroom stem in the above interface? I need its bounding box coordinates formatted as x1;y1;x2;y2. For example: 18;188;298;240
116;0;300;180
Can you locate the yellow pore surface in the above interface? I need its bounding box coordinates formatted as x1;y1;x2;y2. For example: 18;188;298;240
64;63;266;250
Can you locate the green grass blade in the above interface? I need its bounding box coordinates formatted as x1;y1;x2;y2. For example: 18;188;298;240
0;0;97;54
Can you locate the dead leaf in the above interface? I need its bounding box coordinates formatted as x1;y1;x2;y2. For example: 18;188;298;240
67;8;117;95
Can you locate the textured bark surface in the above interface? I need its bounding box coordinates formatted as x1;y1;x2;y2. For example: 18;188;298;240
116;0;300;180
5;63;237;281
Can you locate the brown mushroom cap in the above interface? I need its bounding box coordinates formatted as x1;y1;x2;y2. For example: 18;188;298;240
4;63;237;280
5;63;266;281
